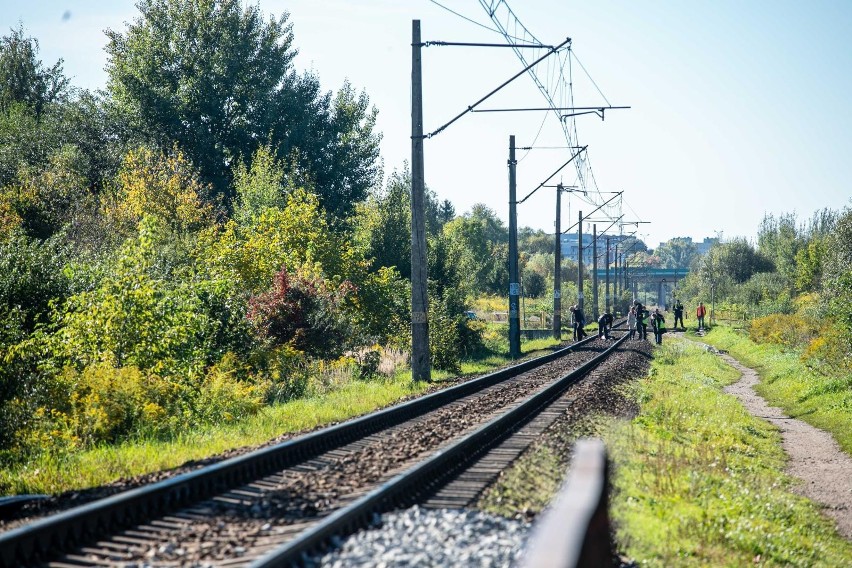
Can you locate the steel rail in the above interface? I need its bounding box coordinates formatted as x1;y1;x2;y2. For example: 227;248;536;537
250;333;628;567
0;334;603;567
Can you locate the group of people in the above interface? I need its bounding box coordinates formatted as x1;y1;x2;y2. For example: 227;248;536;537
671;299;709;331
627;301;665;344
669;300;707;330
568;300;709;346
568;305;615;341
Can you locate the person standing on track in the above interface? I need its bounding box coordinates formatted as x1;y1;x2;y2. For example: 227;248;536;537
696;302;707;330
597;311;613;339
651;308;666;344
639;305;649;340
627;306;637;340
570;305;587;341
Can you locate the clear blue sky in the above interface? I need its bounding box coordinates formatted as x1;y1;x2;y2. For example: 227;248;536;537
3;0;851;248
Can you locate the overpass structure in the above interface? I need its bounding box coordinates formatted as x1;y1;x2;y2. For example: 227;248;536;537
592;267;689;309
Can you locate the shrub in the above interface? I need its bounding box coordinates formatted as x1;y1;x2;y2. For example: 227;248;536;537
103;146;214;236
354;349;381;381
247;266;355;359
429;298;461;373
259;345;313;403
194;353;264;424
0;229;69;331
748;314;816;348
63;363;154;445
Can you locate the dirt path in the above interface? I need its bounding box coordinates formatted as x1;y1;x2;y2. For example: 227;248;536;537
715;350;852;539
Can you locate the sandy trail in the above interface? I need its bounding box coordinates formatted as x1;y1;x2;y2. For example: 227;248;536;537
716;350;852;539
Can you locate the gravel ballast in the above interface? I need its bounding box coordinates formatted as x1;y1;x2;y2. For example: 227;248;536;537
310;506;530;567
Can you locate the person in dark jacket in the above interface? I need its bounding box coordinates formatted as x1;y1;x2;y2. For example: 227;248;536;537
673;299;685;330
651;309;666;344
597;312;613;339
635;301;649;340
570;305;587;341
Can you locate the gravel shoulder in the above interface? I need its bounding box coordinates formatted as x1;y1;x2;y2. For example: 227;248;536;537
715;349;852;539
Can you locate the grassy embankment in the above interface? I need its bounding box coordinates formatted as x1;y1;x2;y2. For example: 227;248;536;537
700;325;852;455
0;332;561;495
481;336;852;566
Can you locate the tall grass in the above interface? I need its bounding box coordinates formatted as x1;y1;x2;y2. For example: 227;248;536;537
701;326;852;455
607;338;852;566
0;335;561;495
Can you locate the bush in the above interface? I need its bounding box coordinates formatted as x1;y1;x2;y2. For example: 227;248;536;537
259;345;313;403
429;298;461;373
194;353;264;424
354;349;381;381
748;314;816;349
0;229;69;331
247;266;355;359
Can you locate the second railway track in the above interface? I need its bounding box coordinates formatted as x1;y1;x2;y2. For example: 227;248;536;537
1;328;628;567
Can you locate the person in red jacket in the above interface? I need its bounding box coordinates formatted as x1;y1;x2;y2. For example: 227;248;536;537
696;302;707;330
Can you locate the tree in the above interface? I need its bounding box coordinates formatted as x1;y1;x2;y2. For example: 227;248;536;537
821;207;852;342
355;169;412;279
523;269;546;298
232;146;288;225
758;213;803;286
1;145;91;240
654;237;698;269
519;228;552;256
0;25;68;118
103;146;214;236
105;0;381;215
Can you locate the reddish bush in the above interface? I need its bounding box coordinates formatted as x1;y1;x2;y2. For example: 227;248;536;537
247;267;355;358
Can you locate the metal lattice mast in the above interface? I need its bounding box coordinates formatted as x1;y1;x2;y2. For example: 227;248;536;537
478;0;622;221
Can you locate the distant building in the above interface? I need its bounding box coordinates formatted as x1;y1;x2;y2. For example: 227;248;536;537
695;237;719;255
654;236;719;256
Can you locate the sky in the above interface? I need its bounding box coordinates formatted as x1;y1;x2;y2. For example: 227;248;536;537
3;0;852;249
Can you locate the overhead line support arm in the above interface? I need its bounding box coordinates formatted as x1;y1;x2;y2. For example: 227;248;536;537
562;191;623;234
516;145;587;204
421;36;572;139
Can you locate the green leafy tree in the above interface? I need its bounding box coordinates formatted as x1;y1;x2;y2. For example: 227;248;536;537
55;219;220;376
705;238;774;285
522;269;546;298
105;0;381;215
796;237;828;293
355;169;412;279
821;207;852;348
0;230;69;333
758;213;803;286
2;145;91;239
233;146;287;225
655;237;698;269
519;227;552;256
0;25;68;118
103;146;214;237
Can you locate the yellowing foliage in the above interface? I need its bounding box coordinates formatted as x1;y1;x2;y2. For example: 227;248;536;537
201;188;346;292
105;146;212;234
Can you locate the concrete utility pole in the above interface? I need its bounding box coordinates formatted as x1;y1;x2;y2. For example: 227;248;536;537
605;236;611;313
553;185;562;340
410;20;430;381
592;224;598;320
614;247;619;313
577;211;584;312
508;135;521;358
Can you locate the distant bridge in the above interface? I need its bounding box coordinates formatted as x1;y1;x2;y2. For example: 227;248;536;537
591;267;690;309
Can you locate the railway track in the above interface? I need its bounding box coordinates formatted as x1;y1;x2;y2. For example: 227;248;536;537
1;329;627;567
